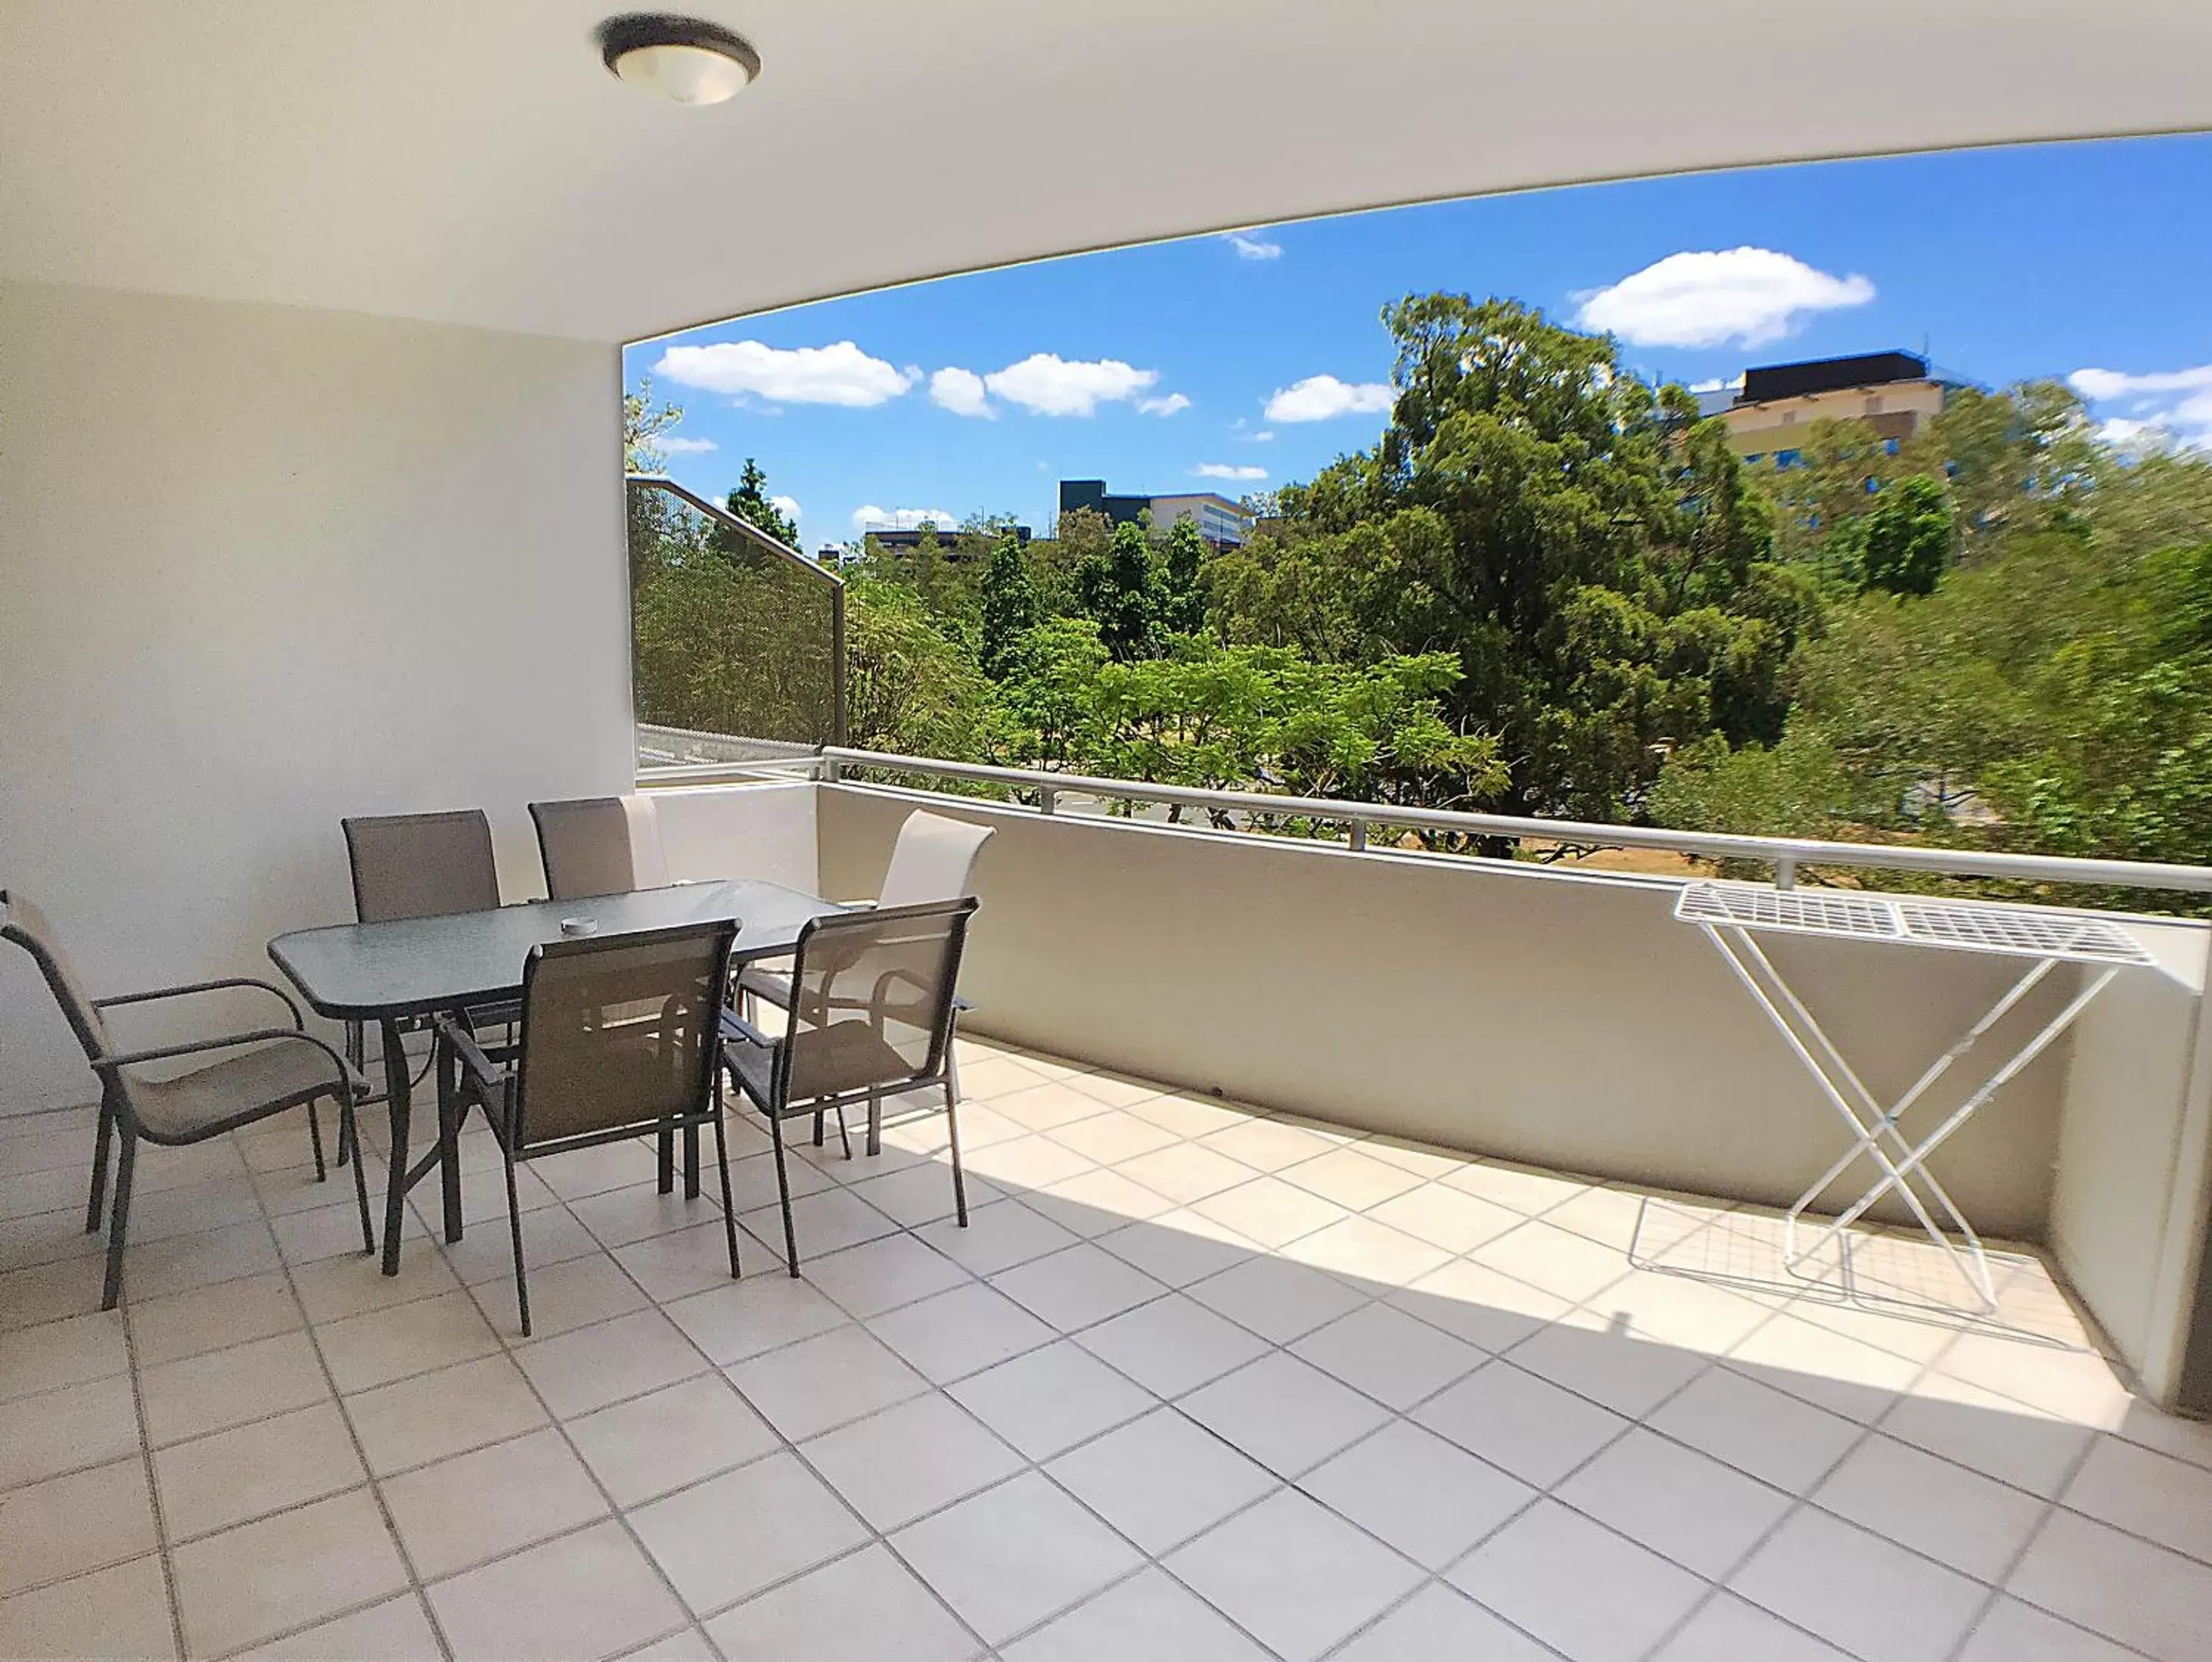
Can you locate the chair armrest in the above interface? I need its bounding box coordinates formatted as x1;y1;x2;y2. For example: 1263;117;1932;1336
96;976;305;1029
92;1028;366;1101
430;1015;507;1095
718;1007;777;1050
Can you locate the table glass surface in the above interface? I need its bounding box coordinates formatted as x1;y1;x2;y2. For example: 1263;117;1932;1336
268;879;840;1019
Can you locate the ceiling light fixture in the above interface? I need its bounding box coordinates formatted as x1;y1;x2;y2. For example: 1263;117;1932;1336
598;14;760;106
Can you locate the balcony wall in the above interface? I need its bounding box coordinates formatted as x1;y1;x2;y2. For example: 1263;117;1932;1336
0;279;633;1114
792;778;2204;1406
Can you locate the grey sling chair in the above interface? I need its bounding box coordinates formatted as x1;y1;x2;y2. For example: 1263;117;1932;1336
738;809;994;1157
721;896;979;1274
433;919;740;1336
529;796;660;903
1;890;371;1309
339;809;512;1165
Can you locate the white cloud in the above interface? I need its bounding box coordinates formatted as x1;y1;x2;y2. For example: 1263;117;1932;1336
652;339;914;407
1687;374;1747;395
1251;430;1274;442
770;495;801;527
929;366;993;418
853;505;959;533
1264;374;1394;423
2069;364;2212;401
1138;392;1191;417
984;354;1157;417
1225;231;1283;260
655;435;717;454
1573;249;1875;349
2069;364;2212;452
1193;463;1268;481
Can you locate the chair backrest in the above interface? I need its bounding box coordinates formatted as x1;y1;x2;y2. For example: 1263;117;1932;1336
343;810;501;923
777;897;978;1105
877;811;995;908
510;919;735;1153
0;889;112;1064
530;796;667;902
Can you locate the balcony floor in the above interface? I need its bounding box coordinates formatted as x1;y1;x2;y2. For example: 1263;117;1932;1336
2;1038;2209;1661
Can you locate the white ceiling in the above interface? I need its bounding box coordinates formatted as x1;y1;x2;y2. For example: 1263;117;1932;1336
2;1;2207;345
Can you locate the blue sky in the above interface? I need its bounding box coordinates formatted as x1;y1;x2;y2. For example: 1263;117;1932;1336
624;135;2212;552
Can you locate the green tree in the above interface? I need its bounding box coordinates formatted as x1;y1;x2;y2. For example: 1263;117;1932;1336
1235;294;1803;821
1855;475;1952;596
622;377;683;473
843;576;992;759
723;457;800;548
979;530;1041;678
1076;521;1167;660
1161;518;1210;635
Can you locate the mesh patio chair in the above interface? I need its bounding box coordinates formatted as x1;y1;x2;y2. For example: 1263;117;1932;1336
434;919;739;1335
2;889;371;1310
339;809;514;1160
530;795;668;902
739;809;992;1156
722;897;979;1274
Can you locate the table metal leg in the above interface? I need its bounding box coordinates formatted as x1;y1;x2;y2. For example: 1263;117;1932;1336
379;1018;412;1276
436;1026;464;1243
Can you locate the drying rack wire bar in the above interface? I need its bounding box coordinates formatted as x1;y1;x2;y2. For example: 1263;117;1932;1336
1896;900;2156;966
1674;882;1902;941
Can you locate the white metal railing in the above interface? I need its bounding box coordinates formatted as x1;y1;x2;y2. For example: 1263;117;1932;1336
639;741;2212;899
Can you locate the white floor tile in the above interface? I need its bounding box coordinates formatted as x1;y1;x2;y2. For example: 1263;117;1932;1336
1450;1498;1707;1662
1180;1352;1392;1478
630;1450;870;1614
2007;1508;2212;1660
704;1543;981;1662
1555;1426;1793;1580
1045;1409;1278;1554
949;1339;1154;1460
1303;1420;1535;1568
1073;1292;1270;1398
1331;1581;1557;1660
803;1391;1025;1530
1002;1567;1271;1662
891;1472;1144;1645
1165;1487;1423;1662
1732;1507;1987;1662
725;1323;928;1440
1814;1432;2049;1581
1647;1366;1863;1494
1412;1360;1628;1488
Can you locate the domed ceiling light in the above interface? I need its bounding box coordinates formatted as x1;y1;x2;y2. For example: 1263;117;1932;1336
598;15;760;106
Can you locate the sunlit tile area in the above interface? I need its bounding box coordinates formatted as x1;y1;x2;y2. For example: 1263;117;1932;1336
4;1038;2210;1661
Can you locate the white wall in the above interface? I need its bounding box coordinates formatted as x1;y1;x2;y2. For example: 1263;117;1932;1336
816;786;2210;1241
0;280;631;1114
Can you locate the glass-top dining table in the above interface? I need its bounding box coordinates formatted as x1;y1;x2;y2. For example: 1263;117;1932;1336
268;880;847;1274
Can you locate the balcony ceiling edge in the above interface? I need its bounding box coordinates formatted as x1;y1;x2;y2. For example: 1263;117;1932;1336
2;0;2209;343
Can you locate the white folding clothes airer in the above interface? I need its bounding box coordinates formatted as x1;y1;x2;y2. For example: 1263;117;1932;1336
1675;882;2154;1310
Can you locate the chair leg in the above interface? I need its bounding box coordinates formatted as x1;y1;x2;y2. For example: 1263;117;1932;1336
866;1088;882;1158
684;1122;701;1201
767;1112;801;1277
812;1111;826;1148
306;1100;329;1183
945;1082;969;1229
345;1102;375;1254
835;1105;853;1160
657;1125;676;1195
84;1100;114;1235
711;1104;740;1280
337;1023;361;1167
503;1145;531;1337
101;1126;137;1312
